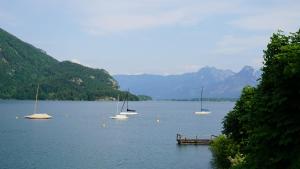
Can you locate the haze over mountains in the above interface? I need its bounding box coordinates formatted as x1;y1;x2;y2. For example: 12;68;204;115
114;66;261;99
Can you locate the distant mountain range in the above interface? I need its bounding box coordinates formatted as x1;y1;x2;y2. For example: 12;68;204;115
114;66;261;99
0;28;138;100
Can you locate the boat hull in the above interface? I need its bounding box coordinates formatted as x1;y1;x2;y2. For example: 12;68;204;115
120;112;138;115
110;114;128;119
194;111;211;115
24;113;52;119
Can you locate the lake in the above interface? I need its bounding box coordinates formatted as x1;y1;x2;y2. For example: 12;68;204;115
0;101;235;169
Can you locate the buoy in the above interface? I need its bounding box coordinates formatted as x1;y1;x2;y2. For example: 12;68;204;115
156;119;160;123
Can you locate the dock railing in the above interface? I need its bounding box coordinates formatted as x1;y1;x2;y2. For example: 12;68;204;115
176;133;217;145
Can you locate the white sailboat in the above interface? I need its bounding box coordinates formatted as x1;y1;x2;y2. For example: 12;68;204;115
194;87;211;115
119;90;138;115
25;84;52;119
110;95;128;120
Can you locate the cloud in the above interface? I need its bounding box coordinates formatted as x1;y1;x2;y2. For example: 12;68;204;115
230;3;300;32
70;0;239;35
214;35;269;55
212;34;269;70
85;10;187;35
60;0;300;35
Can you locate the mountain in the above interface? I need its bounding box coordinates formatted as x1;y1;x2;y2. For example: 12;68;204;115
0;28;138;100
114;66;261;99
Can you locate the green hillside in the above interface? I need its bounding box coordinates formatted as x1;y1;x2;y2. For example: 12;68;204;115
0;28;138;100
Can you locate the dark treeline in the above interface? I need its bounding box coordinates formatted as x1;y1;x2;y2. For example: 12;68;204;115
210;29;300;169
137;95;152;101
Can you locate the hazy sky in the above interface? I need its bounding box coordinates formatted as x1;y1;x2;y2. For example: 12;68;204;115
1;0;299;74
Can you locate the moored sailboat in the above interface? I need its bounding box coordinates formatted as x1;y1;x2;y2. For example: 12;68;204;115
110;95;128;120
194;87;211;115
25;84;52;119
120;90;138;115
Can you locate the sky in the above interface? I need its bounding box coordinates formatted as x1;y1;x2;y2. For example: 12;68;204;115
0;0;300;75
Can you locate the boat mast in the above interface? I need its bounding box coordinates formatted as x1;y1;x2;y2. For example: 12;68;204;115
121;95;125;111
34;84;39;114
126;89;129;110
200;87;203;111
117;95;119;113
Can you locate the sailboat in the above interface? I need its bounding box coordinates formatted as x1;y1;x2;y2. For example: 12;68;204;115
194;87;211;115
25;84;52;119
110;95;128;120
120;90;138;115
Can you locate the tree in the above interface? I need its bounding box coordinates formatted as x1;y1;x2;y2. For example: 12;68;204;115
211;29;300;169
223;86;255;148
246;29;300;169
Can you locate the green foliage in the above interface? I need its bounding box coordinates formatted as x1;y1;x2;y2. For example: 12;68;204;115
228;153;245;168
211;29;300;169
223;86;255;148
210;135;241;169
0;28;138;101
246;29;300;169
137;95;152;101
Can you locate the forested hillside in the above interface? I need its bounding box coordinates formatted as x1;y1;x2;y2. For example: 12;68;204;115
0;28;138;100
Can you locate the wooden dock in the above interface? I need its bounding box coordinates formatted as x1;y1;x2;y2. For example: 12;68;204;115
176;134;215;145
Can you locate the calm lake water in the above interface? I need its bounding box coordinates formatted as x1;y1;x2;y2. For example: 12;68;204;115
0;101;234;169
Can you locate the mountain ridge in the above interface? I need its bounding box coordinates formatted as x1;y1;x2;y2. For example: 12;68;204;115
114;66;261;99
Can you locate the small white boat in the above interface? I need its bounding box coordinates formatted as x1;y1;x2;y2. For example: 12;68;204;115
120;111;138;115
25;113;52;119
194;111;211;115
110;95;128;120
110;114;128;120
25;84;53;120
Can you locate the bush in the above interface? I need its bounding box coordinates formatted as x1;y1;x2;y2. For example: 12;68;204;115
210;135;241;169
